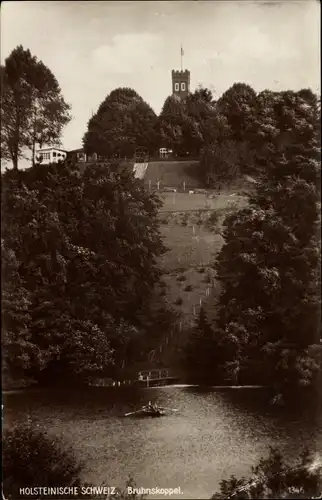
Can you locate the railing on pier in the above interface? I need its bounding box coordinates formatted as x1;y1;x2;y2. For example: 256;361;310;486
138;369;170;381
136;369;179;387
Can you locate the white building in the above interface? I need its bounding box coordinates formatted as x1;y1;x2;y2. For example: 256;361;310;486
36;147;67;165
159;148;173;158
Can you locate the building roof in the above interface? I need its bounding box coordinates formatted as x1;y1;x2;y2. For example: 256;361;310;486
68;148;84;154
36;147;67;153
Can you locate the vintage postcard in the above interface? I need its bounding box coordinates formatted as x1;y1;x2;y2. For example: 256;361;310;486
1;1;321;499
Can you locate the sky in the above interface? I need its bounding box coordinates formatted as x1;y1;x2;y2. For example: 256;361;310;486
1;0;321;159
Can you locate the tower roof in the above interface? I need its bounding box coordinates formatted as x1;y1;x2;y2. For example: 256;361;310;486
172;69;190;75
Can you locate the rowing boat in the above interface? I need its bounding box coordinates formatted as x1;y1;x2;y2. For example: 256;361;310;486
135;409;166;418
124;405;178;418
125;407;166;418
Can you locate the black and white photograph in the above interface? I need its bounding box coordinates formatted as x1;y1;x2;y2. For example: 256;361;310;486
1;1;321;499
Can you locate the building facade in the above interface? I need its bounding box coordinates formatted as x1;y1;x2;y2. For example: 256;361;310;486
36;147;67;165
67;148;88;162
172;69;190;98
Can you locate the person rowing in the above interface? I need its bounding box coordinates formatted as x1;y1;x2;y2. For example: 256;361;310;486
145;401;158;413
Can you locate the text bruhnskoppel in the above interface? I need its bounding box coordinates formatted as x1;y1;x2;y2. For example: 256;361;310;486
127;486;183;496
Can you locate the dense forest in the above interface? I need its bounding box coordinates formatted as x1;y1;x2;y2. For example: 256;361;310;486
2;45;321;402
184;88;321;401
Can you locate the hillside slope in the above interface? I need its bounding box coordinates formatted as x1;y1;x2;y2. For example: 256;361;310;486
77;160;203;189
143;160;204;189
146;189;249;370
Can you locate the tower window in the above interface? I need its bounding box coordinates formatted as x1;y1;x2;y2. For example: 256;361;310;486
181;82;186;91
174;83;179;91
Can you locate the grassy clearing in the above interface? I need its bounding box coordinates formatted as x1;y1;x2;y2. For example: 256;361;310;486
160;223;223;270
158;191;248;212
147;181;252;366
144;161;203;189
157;189;249;325
162;266;220;326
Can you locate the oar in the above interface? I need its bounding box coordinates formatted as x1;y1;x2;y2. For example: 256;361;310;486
158;406;179;412
125;410;143;417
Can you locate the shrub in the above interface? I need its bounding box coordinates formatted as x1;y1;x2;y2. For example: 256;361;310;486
2;423;82;499
184;285;193;292
174;297;183;306
177;274;187;282
207;210;222;228
3;423;146;500
179;213;189;226
212;447;322;499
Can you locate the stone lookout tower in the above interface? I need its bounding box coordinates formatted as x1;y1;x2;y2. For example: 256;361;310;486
171;46;190;98
172;70;190;98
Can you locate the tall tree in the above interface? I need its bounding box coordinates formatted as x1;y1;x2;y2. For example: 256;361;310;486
28;61;71;166
216;82;258;142
157;87;215;156
156;95;187;154
214;89;321;396
83;87;157;158
200;140;241;189
182;307;220;384
200;84;258;186
1;46;71;169
2;160;166;382
186;86;215;123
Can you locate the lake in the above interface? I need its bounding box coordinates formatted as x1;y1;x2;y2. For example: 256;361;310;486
3;385;322;499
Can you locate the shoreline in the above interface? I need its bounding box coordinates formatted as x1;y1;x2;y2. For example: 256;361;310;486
2;384;269;395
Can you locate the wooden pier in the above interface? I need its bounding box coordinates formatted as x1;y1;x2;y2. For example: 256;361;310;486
135;369;179;387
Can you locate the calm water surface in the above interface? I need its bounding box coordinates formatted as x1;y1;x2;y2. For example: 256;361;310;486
4;386;322;499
